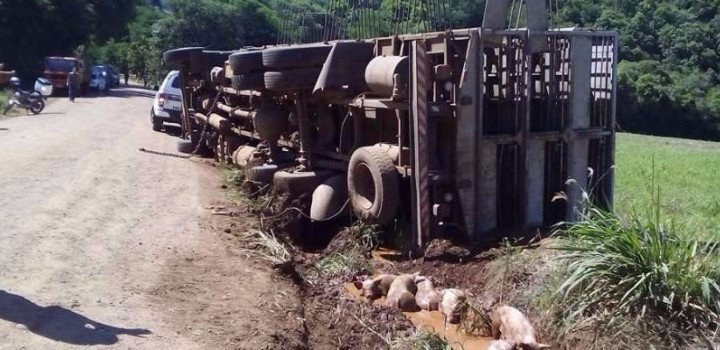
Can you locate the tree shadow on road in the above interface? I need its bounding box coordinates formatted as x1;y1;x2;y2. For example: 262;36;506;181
0;290;151;345
109;88;156;99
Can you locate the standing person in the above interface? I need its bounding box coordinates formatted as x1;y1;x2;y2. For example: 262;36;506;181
67;68;79;102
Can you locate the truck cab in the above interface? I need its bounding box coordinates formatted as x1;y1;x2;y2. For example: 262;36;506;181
43;57;90;94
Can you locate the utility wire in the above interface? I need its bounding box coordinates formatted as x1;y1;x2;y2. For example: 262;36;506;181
403;0;411;34
329;0;338;40
440;0;450;29
515;0;524;28
509;0;517;29
361;0;367;38
392;0;400;36
428;0;437;31
408;0;419;33
323;0;330;41
400;0;408;34
421;0;428;33
349;0;357;39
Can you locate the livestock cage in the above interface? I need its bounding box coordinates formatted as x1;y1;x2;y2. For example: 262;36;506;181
163;4;617;251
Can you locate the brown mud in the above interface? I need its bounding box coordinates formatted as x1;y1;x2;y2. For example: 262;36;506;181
343;282;492;349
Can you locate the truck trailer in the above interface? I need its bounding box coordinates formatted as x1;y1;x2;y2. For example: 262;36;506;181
163;0;617;250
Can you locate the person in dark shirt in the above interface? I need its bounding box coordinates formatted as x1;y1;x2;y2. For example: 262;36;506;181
67;68;79;102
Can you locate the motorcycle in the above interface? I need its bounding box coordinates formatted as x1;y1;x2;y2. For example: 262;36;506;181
3;77;46;115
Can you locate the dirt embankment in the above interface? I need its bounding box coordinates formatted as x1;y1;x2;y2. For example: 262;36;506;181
150;164;309;349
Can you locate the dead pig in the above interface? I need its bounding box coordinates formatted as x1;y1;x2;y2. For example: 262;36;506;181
353;274;397;300
491;305;549;349
439;288;467;324
486;340;516;350
414;275;440;311
384;273;419;311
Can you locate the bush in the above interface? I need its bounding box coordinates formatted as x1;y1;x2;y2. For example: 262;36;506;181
554;192;720;345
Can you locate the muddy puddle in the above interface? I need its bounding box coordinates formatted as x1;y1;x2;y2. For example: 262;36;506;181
344;283;491;349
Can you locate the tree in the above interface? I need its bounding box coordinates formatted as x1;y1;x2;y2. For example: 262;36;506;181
0;0;140;79
153;0;277;51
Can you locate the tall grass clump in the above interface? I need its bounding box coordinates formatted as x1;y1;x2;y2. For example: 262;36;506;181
554;188;720;345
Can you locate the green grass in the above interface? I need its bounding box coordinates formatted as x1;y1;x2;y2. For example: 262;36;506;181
0;90;8;108
615;133;720;239
555;202;720;328
315;251;367;276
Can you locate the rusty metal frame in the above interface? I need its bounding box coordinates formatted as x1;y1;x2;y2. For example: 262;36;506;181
409;40;432;251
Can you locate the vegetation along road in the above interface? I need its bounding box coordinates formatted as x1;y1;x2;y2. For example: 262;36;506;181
0;89;304;349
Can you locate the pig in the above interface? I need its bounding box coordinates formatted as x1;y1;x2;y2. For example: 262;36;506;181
486;340;516;350
353;274;397;300
414;275;440;311
385;272;420;311
439;288;467;325
491;305;550;350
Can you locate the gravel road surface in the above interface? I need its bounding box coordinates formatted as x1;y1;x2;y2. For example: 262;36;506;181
0;88;304;350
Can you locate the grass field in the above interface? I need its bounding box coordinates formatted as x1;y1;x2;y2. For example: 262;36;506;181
614;133;720;238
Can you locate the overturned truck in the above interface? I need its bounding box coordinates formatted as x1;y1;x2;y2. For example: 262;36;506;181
163;0;617;250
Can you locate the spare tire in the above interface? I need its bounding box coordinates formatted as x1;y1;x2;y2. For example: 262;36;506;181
228;51;264;74
262;44;333;70
231;72;264;91
264;68;322;92
273;170;334;195
246;164;279;185
348;146;399;225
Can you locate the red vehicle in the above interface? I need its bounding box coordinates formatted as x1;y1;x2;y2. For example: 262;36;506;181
0;63;15;86
42;57;89;94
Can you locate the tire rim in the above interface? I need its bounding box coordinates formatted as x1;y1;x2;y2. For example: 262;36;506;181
353;163;375;210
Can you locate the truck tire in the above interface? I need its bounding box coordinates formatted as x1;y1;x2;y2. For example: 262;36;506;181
262;44;332;70
348;146;399;225
177;140;195;154
190;130;213;157
231;72;264;91
311;174;349;221
273;170;334;195
228;51;264;74
163;47;204;65
264;68;322;92
215;134;226;162
246;164;279;185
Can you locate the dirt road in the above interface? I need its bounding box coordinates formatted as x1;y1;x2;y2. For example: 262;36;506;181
0;89;305;349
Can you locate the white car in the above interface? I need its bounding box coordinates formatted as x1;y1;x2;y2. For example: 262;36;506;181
151;70;183;131
89;74;107;93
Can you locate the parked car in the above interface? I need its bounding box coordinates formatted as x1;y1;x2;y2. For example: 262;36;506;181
108;66;121;87
151;70;182;131
91;65;120;90
90;66;109;95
